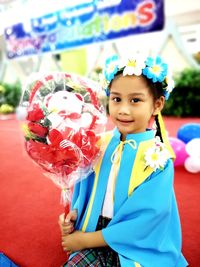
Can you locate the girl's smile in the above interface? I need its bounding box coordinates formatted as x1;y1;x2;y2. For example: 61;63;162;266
116;118;134;124
116;118;135;131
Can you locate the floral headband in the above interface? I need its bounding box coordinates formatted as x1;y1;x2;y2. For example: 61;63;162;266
100;55;174;100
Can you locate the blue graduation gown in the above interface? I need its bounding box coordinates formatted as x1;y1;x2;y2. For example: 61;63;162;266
71;129;188;267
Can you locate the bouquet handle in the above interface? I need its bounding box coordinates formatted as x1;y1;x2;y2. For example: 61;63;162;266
61;188;71;221
64;202;70;221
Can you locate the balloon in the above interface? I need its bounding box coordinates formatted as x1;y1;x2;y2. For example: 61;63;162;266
169;137;188;166
177;123;200;143
184;156;200;173
185;138;200;158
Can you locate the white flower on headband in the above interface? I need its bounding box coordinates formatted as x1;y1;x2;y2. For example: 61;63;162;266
122;56;146;76
166;75;175;94
144;137;171;171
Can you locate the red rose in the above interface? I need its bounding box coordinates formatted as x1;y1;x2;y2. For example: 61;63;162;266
28;122;48;137
48;129;64;146
68;128;100;167
27;103;45;122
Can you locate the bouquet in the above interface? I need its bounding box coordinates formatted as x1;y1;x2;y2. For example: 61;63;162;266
20;72;107;217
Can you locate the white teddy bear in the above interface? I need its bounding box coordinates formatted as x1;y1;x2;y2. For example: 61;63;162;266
44;90;93;130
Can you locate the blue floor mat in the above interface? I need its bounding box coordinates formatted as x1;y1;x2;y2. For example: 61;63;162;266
0;253;18;267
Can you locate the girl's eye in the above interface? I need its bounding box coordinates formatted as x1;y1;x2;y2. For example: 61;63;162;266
112;97;121;102
131;98;140;103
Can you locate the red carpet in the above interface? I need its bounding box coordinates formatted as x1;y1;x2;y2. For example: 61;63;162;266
0;116;200;267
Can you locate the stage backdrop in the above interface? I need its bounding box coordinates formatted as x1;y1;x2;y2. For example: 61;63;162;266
4;0;164;59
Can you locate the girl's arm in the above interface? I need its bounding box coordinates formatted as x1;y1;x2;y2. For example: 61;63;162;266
82;230;107;248
61;230;107;252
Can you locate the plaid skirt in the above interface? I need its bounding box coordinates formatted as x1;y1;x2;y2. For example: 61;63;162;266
63;216;120;267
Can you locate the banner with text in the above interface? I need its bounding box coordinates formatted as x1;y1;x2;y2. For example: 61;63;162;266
4;0;164;59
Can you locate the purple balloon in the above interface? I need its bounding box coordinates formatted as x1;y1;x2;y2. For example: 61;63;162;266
169;137;188;166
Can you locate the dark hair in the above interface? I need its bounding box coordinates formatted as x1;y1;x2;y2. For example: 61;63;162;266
144;77;164;100
141;76;164;141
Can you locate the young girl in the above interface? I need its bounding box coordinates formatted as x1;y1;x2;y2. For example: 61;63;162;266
59;55;188;267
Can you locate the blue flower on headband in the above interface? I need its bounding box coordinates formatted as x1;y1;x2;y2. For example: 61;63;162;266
142;56;168;83
104;55;119;82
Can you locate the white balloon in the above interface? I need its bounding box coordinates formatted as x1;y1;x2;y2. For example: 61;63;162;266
185;138;200;157
184;156;200;173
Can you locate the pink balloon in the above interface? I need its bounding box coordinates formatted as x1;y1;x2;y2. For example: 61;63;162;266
169;137;188;166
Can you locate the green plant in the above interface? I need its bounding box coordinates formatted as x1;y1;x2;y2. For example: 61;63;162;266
163;68;200;117
0;82;22;114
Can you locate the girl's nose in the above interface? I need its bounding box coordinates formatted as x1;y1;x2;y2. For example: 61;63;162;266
118;103;130;115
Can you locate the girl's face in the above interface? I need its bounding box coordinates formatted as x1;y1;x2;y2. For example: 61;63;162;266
109;75;164;140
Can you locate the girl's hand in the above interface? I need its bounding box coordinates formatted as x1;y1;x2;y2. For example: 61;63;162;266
61;231;86;252
58;210;77;236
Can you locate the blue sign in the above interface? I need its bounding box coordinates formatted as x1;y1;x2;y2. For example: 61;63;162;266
4;0;164;59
